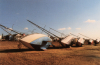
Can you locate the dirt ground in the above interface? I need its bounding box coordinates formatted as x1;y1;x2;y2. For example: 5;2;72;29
0;41;100;65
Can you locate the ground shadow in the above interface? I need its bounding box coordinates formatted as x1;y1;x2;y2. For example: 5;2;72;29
0;49;36;53
48;46;66;49
0;46;71;53
0;45;84;53
71;46;83;47
0;47;65;53
48;45;83;49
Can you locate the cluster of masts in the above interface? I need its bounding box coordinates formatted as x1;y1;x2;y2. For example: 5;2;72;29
0;20;99;50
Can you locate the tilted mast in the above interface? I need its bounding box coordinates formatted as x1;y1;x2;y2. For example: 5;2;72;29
49;27;66;37
0;27;12;35
79;33;93;40
70;33;80;38
0;24;21;34
27;20;60;38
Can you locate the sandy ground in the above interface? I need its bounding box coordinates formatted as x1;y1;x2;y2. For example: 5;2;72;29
0;41;100;65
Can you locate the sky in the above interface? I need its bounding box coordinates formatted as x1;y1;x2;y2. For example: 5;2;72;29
0;0;100;39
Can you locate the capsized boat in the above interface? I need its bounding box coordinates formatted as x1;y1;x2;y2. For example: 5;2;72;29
61;35;74;45
19;33;53;50
77;37;85;46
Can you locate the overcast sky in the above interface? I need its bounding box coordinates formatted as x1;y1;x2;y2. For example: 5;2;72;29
0;0;100;39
